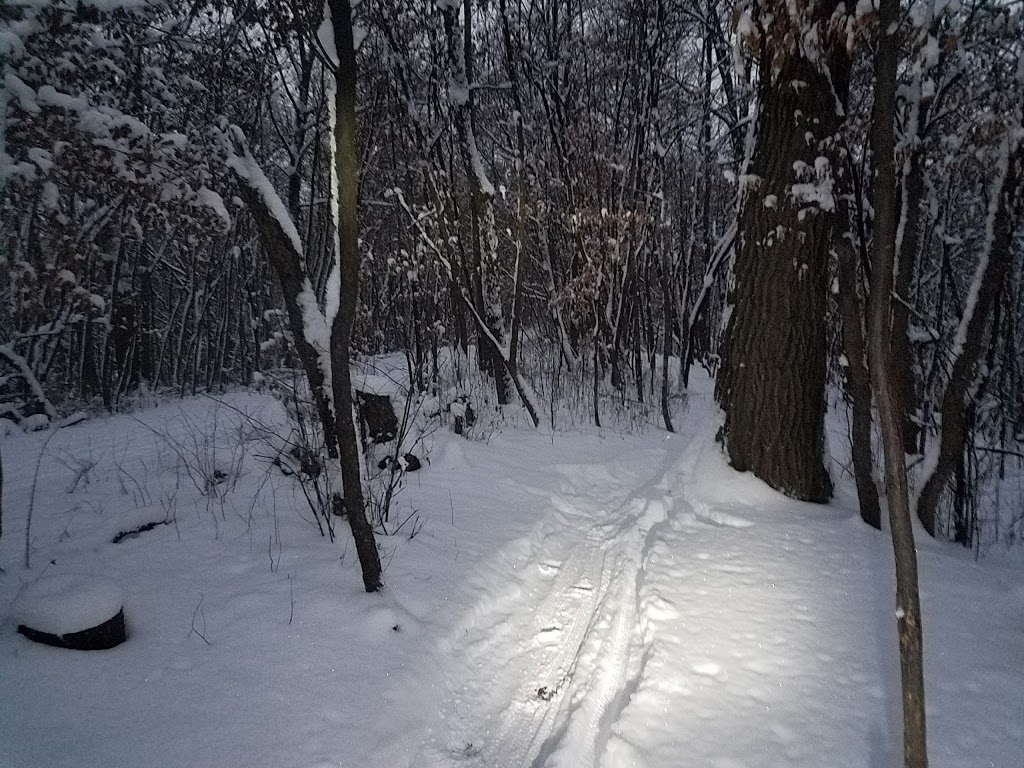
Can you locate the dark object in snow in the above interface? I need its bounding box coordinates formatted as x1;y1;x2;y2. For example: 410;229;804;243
58;411;88;428
111;519;172;544
274;445;322;479
292;445;322;479
378;453;422;472
450;396;476;435
356;390;398;444
18;608;127;651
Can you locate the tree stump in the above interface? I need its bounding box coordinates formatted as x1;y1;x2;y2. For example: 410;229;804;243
356;390;398;443
14;575;127;650
450;397;476;435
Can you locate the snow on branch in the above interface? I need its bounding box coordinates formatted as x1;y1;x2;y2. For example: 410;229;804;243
389;187;541;427
224;126;304;257
223;125;334;410
0;343;58;422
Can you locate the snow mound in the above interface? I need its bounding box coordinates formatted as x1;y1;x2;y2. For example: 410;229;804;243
354;373;401;396
13;575;124;637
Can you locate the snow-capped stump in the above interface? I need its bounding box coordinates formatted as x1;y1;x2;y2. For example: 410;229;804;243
398;453;421;471
355;390;398;444
14;575;127;650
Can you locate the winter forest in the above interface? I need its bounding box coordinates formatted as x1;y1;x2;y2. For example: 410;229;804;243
1;1;1023;767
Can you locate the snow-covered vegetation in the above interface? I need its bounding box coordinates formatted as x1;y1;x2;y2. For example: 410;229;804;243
1;373;1022;767
2;1;1023;766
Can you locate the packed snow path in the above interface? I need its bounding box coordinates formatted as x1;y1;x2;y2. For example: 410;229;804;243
414;438;681;768
414;426;1024;768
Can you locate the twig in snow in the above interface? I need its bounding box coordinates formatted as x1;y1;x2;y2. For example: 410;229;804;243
190;594;212;645
25;428;58;569
288;573;295;625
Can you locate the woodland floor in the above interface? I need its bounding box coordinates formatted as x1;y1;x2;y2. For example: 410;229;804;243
0;373;1022;768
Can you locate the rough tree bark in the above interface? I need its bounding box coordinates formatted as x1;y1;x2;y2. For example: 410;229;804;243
0;443;4;547
891;13;944;455
866;0;928;764
716;0;850;502
498;0;527;378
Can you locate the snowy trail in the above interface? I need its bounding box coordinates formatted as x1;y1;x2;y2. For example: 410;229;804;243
413;442;683;768
2;392;1021;768
601;429;898;768
416;425;903;768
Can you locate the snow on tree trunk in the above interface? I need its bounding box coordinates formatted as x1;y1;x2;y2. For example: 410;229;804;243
716;0;851;503
915;131;1024;538
226;137;340;458
442;0;511;406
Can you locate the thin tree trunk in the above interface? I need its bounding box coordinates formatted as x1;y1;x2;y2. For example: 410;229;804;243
866;2;928;764
660;209;674;432
443;0;510;404
329;0;383;592
837;193;881;529
231;180;340;459
499;0;527;375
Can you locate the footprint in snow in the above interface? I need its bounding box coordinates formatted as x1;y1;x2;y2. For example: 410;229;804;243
711;563;756;574
692;661;722;678
537;562;560;578
741;659;777;676
536;624;563;645
640;594;679;621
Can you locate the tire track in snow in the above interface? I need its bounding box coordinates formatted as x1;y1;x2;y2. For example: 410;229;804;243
483;542;607;767
536;487;678;768
424;447;685;768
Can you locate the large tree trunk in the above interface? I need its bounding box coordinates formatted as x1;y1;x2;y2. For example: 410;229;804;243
716;2;849;502
329;0;382;593
866;2;928;765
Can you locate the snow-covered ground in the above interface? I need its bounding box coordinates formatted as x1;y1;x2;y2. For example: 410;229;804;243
1;377;1021;768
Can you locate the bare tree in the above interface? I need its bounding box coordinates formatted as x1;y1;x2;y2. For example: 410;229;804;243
865;0;928;762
